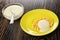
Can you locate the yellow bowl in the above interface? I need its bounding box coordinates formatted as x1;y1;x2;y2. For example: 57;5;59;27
20;9;59;36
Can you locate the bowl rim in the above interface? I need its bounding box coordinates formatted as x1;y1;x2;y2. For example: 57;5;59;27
20;9;59;36
2;3;24;20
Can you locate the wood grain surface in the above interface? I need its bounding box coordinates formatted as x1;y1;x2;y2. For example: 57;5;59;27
0;0;60;40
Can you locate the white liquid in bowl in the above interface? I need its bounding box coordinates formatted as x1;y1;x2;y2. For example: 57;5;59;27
2;4;24;24
3;5;24;20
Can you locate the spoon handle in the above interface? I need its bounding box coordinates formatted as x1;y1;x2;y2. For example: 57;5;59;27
10;15;14;24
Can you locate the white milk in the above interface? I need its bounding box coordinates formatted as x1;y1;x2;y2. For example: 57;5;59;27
2;5;24;24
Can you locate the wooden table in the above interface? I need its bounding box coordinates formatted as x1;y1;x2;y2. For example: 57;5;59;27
0;0;60;40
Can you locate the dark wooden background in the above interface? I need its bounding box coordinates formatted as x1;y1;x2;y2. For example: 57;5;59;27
0;0;60;40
